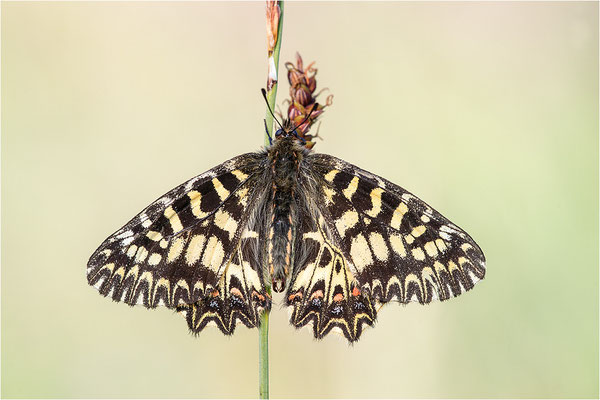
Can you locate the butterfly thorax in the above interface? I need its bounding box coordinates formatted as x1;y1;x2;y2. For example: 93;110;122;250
267;136;306;292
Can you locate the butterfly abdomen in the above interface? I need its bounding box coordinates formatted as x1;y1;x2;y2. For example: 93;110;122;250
268;190;293;292
267;138;306;292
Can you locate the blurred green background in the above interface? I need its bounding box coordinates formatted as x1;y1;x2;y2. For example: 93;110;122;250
2;2;598;398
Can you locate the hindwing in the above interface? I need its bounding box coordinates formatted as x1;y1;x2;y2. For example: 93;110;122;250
286;210;377;342
310;154;486;308
86;153;271;333
176;226;271;334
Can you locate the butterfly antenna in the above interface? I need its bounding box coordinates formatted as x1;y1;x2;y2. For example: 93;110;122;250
261;88;284;132
291;103;319;135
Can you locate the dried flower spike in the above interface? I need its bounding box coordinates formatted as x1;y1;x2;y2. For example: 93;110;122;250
284;53;333;149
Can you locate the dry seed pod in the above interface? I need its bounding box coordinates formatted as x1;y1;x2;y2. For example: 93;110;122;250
284;53;333;149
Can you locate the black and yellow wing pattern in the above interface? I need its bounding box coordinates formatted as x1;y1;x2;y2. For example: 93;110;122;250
87;153;272;334
88;138;485;342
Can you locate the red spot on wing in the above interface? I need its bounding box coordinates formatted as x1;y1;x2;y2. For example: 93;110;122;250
230;287;244;299
310;290;324;301
252;290;265;302
288;291;303;302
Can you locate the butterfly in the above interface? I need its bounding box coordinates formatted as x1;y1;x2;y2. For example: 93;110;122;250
87;118;486;342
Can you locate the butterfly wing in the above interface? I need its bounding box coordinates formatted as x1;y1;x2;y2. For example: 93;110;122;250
87;152;271;334
286;153;486;342
286;207;377;342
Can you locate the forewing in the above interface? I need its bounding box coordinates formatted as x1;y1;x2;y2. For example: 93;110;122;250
309;153;486;306
86;153;269;317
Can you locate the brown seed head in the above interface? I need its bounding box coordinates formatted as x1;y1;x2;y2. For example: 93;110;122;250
284;53;333;149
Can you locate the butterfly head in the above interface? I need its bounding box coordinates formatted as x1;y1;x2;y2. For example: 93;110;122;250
273;123;307;145
262;88;318;148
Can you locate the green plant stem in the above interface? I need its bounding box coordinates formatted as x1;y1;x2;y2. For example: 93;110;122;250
260;2;283;399
258;304;270;399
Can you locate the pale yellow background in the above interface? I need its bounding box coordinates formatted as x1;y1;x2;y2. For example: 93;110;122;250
2;2;598;398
